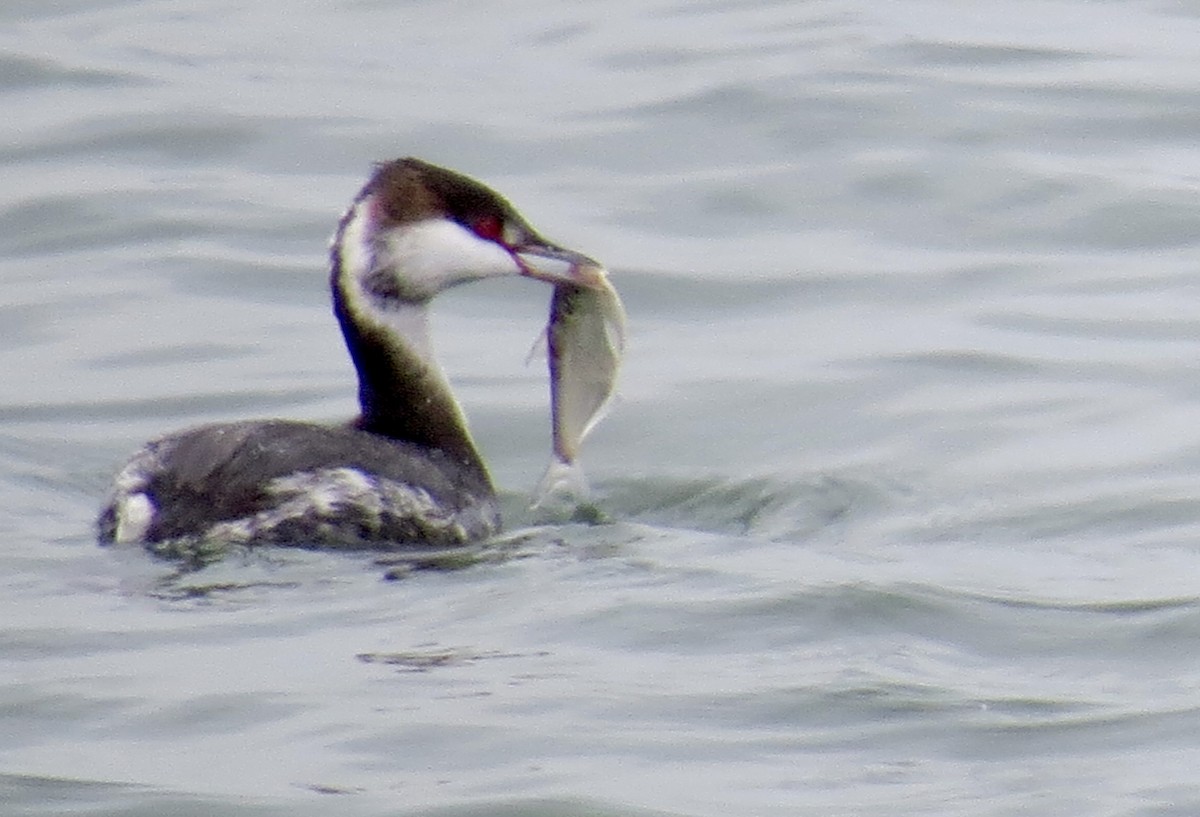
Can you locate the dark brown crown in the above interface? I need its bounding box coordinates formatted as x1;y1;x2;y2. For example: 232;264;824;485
365;158;537;243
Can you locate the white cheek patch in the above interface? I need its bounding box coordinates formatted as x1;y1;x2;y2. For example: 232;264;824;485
335;200;520;304
377;218;519;299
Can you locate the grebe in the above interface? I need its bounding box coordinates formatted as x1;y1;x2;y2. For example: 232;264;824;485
98;158;605;552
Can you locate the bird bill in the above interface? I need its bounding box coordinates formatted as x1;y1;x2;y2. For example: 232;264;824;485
533;264;626;506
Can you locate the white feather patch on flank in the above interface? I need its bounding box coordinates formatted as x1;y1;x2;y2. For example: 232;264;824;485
114;493;155;544
270;467;381;516
201;467;469;546
102;442;166;544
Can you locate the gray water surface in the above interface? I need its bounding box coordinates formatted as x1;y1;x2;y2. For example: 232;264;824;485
4;1;1200;815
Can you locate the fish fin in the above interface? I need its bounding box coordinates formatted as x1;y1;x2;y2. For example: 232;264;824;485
577;390;622;445
525;327;548;365
600;287;628;352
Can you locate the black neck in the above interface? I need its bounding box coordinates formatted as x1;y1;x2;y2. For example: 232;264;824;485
331;278;490;483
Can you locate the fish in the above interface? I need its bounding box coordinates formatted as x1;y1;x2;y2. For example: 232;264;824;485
532;263;626;507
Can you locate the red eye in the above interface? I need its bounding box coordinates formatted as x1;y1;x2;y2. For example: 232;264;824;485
471;215;504;243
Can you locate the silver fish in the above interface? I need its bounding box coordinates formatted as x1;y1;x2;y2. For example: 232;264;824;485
534;264;626;505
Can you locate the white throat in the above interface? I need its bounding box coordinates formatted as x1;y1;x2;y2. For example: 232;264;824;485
333;198;482;431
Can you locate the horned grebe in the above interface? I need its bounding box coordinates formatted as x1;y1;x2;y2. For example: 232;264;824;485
98;158;604;552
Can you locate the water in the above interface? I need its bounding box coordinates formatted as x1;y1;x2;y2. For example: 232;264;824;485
4;0;1200;814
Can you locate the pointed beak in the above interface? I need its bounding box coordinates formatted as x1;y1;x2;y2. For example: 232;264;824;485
514;243;606;289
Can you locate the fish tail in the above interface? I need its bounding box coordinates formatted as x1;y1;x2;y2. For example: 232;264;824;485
531;456;591;509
